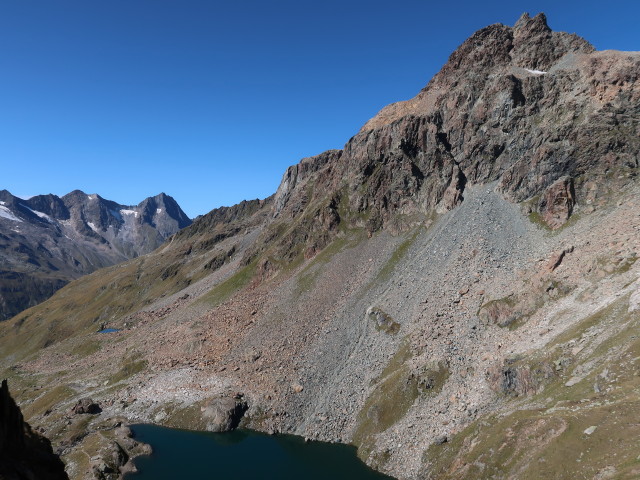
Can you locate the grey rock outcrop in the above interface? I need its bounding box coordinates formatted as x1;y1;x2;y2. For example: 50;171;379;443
201;395;248;432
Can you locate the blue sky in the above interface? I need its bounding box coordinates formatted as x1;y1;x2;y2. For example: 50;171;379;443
1;1;638;218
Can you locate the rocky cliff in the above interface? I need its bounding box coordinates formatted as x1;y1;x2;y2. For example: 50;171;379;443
275;12;636;235
0;379;68;480
0;190;191;320
1;13;639;480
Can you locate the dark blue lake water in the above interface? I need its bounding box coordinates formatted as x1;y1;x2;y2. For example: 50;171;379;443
125;424;395;480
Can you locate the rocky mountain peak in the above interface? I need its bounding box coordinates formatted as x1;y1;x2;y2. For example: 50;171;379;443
282;11;636;258
140;192;183;213
432;12;593;84
137;192;192;235
24;194;70;220
511;12;593;70
62;189;88;202
513;12;550;34
360;13;597;134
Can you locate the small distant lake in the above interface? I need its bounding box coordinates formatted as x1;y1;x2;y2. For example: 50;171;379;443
125;424;395;480
98;328;120;333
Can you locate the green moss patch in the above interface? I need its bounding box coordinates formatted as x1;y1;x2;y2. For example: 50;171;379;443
423;398;640;480
70;339;102;358
412;360;450;395
354;342;415;456
161;400;207;430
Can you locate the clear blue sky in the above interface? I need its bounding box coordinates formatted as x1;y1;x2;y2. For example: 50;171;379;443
1;1;638;218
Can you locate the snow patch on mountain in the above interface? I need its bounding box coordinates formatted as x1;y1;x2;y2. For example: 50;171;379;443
0;205;22;222
120;209;138;218
20;204;53;222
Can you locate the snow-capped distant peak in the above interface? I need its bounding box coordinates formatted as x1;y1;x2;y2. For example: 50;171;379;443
0;205;22;222
525;68;546;75
88;194;97;200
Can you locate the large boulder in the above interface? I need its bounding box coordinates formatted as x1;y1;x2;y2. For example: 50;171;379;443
200;395;248;432
538;176;576;229
70;398;102;415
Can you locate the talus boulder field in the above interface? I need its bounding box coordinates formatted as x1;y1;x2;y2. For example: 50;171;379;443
1;13;640;480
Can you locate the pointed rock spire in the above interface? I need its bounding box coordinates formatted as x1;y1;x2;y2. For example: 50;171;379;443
514;12;531;28
514;12;550;37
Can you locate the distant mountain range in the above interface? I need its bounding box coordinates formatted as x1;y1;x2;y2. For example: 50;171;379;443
0;189;191;320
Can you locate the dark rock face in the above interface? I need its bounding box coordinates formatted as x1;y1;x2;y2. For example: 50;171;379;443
261;12;639;263
0;190;191;320
0;379;69;480
438;163;466;213
272;150;341;217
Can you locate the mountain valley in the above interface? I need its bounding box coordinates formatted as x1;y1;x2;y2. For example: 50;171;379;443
1;13;639;479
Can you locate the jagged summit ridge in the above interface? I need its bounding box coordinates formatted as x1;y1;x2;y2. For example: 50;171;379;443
260;11;639;313
268;11;637;238
362;12;594;132
439;11;592;75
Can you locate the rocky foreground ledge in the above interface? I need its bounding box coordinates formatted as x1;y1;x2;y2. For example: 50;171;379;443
0;379;68;480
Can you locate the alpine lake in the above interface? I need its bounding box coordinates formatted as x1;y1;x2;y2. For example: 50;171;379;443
125;424;395;480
